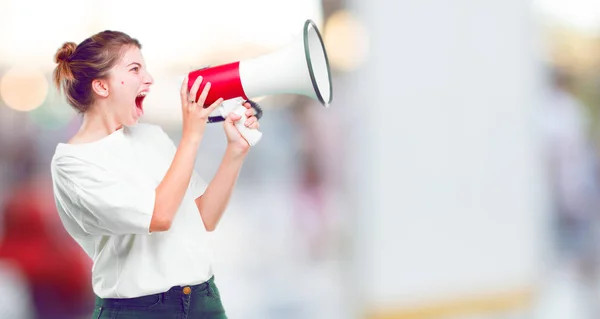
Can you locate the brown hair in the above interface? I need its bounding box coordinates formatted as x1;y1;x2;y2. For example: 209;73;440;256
53;30;141;113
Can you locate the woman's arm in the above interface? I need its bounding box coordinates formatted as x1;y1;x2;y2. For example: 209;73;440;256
195;146;245;231
151;135;201;232
194;101;260;231
150;74;223;232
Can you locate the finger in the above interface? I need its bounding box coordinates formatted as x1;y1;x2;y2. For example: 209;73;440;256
244;117;256;127
196;82;211;106
180;76;189;102
243;102;251;109
225;112;241;123
245;109;254;117
248;121;260;130
202;97;223;115
189;76;204;103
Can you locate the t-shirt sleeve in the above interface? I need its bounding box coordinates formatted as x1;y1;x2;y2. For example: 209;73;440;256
154;125;208;199
190;170;208;198
52;157;155;236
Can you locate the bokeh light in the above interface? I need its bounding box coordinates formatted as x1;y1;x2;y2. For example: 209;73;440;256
0;67;49;112
323;10;369;72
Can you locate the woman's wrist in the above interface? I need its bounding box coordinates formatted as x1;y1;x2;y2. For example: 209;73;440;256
181;131;203;148
225;143;248;160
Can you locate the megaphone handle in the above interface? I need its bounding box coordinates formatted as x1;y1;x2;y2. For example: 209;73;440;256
230;104;263;146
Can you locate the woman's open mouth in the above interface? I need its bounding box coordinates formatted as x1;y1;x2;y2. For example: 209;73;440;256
135;91;147;116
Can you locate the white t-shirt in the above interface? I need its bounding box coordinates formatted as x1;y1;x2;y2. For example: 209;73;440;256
50;123;214;299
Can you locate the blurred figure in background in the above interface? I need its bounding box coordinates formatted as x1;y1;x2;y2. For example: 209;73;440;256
290;97;347;265
540;67;600;318
543;68;600;268
291;101;329;261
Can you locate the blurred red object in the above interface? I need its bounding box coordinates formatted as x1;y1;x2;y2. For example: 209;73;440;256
0;175;93;317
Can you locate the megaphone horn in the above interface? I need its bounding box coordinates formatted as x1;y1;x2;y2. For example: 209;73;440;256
188;19;333;107
185;19;333;146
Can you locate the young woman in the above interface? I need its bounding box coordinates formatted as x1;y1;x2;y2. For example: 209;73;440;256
50;30;259;318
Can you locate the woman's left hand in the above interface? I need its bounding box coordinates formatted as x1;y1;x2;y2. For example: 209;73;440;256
223;102;260;156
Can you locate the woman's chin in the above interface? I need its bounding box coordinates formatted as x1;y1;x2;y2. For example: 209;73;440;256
122;115;140;127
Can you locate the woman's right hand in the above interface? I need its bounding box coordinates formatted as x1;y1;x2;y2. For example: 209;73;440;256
180;75;224;142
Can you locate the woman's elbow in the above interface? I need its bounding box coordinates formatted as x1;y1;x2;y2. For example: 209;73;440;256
204;222;217;232
150;216;172;232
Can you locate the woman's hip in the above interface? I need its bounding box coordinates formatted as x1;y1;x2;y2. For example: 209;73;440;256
92;276;227;319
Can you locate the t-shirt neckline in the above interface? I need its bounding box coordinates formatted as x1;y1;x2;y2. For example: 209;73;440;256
55;127;126;154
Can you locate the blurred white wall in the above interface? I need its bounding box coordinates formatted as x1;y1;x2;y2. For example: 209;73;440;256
0;0;563;318
345;0;551;316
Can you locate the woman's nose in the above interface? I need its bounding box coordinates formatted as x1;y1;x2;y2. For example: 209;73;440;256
144;72;154;85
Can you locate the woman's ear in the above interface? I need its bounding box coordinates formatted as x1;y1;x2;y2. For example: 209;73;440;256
92;79;109;98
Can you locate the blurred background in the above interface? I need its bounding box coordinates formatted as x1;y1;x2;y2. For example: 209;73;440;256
2;0;600;318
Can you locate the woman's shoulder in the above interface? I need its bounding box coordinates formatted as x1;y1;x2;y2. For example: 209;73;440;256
51;123;172;173
51;129;128;174
53;126;126;158
50;148;104;178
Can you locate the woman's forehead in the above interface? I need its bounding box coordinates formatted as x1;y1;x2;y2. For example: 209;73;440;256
119;46;144;66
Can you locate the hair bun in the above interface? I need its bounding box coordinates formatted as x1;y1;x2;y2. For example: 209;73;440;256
54;42;77;64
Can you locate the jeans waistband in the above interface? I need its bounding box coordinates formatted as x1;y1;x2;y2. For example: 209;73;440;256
95;275;215;308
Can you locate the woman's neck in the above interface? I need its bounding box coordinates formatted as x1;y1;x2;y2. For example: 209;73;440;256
69;103;122;144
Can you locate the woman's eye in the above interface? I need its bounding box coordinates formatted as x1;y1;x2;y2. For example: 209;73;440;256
131;67;139;72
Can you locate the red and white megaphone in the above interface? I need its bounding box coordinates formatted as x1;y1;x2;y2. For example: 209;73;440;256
186;19;332;146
